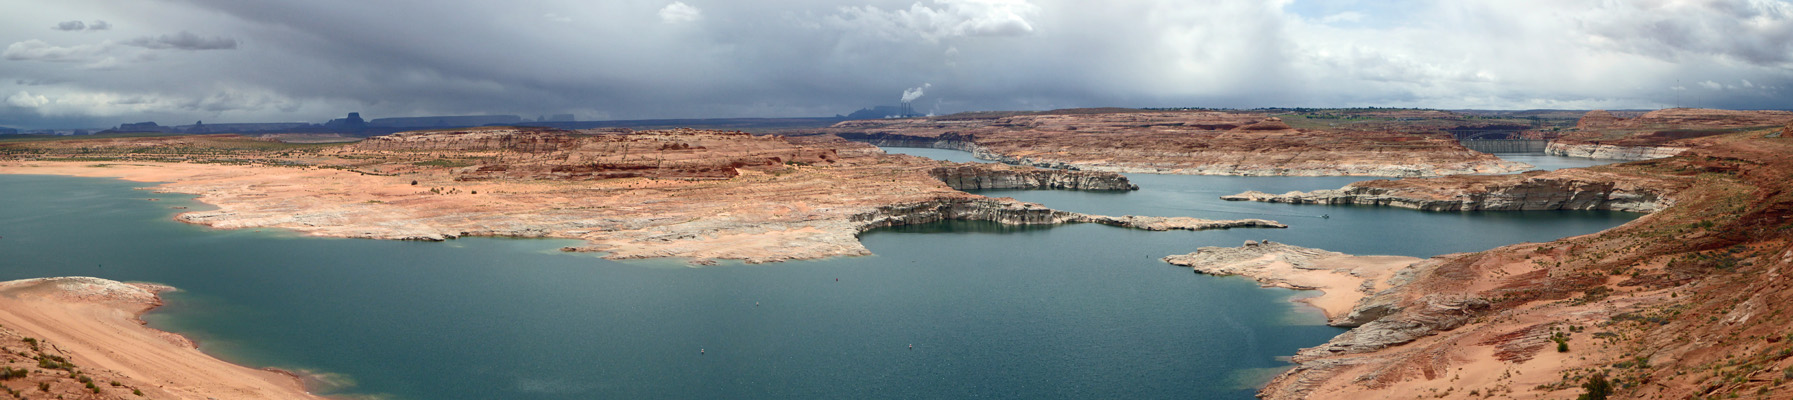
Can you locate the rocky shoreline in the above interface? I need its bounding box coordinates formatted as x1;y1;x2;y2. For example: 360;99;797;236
1221;169;1679;213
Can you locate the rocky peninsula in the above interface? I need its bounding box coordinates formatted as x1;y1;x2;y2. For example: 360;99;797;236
0;128;1274;264
1163;241;1420;324
806;109;1530;177
1239;128;1793;399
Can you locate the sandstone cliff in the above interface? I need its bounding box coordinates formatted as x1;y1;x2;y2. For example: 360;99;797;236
1222;168;1681;213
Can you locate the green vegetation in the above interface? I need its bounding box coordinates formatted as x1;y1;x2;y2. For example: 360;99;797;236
1552;331;1571;352
37;354;75;370
0;366;26;379
1577;374;1611;400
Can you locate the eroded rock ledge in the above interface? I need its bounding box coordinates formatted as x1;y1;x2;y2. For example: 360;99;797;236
1222;169;1680;213
928;164;1137;191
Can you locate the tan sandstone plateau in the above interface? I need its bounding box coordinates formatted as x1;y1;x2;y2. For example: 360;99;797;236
804;109;1531;177
1209;128;1793;399
0;277;320;400
0;128;1278;265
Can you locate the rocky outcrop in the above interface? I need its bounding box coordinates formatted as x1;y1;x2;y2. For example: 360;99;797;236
928;164;1137;191
1164;241;1348;285
852;197;1284;232
1544;141;1687;160
1222;170;1676;213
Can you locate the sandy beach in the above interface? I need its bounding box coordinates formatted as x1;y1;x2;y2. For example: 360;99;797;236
0;277;321;400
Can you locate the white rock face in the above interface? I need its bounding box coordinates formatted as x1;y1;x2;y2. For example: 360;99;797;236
1545;142;1688;161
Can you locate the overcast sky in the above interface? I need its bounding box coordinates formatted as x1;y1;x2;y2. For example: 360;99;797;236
3;0;1791;129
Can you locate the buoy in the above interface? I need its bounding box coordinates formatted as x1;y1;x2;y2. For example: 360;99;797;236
755;302;759;306
908;344;913;350
700;349;705;355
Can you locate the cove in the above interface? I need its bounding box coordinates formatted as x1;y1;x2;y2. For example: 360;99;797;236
0;162;1634;399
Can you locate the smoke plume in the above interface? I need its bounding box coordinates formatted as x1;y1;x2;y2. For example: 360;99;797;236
900;83;931;102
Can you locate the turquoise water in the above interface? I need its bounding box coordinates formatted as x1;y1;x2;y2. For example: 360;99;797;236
0;167;1637;399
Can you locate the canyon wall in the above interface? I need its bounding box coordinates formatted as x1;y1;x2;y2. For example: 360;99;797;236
1222;169;1680;213
928;164;1137;191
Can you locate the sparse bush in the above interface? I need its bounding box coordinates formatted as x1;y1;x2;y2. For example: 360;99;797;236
1577;374;1611;400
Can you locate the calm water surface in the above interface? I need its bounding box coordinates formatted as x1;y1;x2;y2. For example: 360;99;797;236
0;153;1635;400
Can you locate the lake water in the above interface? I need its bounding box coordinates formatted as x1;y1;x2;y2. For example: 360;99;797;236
0;151;1636;400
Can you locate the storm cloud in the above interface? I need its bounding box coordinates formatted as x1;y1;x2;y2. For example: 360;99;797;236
1;0;1790;129
123;31;237;50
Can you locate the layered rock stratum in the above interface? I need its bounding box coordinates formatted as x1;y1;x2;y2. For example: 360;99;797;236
0;128;1275;264
1222;168;1682;213
805;109;1530;177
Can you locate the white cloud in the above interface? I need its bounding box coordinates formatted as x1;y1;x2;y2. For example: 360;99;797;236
659;2;703;24
3;39;116;63
1318;11;1364;24
7;91;50;108
1700;80;1724;90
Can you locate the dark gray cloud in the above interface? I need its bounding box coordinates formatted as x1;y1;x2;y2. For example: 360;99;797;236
123;31;237;50
1;0;1790;130
50;20;109;32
